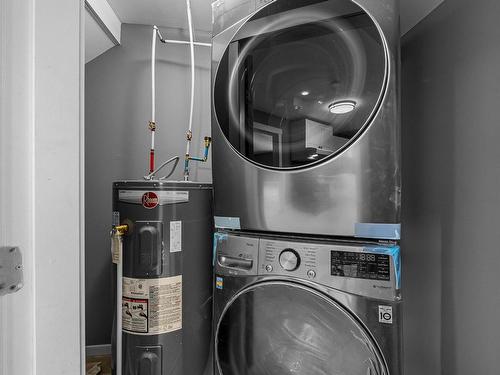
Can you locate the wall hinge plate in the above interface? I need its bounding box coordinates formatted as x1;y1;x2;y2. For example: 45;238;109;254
0;247;24;296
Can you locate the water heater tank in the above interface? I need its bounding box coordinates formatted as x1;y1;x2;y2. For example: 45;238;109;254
112;180;213;375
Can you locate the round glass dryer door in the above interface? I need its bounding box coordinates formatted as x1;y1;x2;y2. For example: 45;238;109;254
216;282;387;375
214;0;387;169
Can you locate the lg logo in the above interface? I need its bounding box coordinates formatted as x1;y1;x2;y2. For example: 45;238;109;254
378;305;393;324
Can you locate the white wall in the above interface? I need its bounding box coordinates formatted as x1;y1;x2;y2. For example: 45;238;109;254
0;1;35;373
0;0;84;374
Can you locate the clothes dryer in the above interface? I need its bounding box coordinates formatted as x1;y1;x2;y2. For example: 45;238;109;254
213;231;402;375
211;0;400;239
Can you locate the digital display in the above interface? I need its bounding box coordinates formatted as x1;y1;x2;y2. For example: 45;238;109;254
331;251;390;281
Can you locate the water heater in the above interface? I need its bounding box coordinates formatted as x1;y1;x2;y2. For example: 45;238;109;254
112;180;213;375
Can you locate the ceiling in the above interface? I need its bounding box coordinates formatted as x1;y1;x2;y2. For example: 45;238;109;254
400;0;444;36
107;0;213;33
105;0;444;35
85;0;445;63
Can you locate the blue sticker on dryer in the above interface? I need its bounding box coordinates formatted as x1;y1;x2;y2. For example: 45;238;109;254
214;216;241;230
354;223;401;240
216;276;224;289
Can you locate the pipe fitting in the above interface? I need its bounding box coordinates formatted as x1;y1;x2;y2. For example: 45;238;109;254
113;224;128;236
204;136;212;148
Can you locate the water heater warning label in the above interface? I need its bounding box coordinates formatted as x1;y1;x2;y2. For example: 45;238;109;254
122;297;148;333
122;276;182;335
170;221;182;252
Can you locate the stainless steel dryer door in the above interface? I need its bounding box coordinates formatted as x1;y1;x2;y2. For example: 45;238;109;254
213;0;387;170
215;281;387;375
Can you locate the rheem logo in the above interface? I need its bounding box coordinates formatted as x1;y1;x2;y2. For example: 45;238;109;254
142;192;159;209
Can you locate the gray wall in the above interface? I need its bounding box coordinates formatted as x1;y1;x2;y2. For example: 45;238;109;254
401;0;500;374
85;23;211;345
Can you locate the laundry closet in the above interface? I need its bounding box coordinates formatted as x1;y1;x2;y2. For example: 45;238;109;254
80;0;500;375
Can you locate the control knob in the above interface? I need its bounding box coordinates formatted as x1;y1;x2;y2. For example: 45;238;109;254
279;249;300;271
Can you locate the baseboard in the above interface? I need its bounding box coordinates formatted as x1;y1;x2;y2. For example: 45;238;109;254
86;344;111;357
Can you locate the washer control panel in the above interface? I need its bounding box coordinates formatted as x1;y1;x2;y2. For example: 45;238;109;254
259;239;320;280
214;232;400;300
215;233;259;276
331;251;390;281
279;249;300;271
257;238;399;300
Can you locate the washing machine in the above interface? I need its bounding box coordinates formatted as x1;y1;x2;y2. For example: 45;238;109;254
211;0;401;239
213;231;402;375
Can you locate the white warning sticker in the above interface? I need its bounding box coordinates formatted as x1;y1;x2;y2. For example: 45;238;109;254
378;305;393;324
122;297;148;333
122;276;182;335
170;221;182;253
111;235;121;265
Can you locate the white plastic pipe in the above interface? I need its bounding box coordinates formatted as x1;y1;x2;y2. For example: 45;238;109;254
151;26;157;124
150;26;160;174
164;39;211;47
116;236;123;375
185;0;196;160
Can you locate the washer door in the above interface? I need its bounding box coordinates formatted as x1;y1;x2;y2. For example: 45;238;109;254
216;282;387;375
213;0;387;170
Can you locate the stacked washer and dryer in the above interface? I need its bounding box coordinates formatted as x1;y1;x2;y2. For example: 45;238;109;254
211;0;402;374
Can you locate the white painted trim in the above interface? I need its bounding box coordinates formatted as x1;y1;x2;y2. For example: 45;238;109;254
85;0;121;44
32;0;84;373
80;0;87;373
1;2;85;373
0;0;5;370
86;344;112;357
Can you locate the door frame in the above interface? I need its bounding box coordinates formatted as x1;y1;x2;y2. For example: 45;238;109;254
0;0;85;374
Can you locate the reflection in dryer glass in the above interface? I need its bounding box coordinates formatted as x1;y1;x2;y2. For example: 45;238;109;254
214;0;386;168
216;283;386;375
